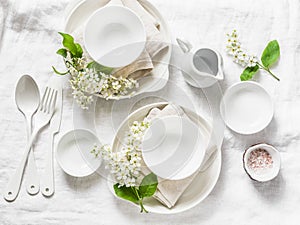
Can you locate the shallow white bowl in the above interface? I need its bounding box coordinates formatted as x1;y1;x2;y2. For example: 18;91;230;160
243;143;281;182
56;129;102;177
142;116;207;180
220;81;274;135
84;5;146;68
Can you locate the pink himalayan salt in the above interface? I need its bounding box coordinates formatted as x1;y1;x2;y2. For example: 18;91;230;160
247;148;273;173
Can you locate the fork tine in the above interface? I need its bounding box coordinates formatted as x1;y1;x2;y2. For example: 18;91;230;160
48;90;57;114
39;87;50;111
45;88;54;113
44;88;53;113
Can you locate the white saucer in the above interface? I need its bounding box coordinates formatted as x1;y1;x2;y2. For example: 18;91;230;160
220;81;274;135
142;116;207;180
109;102;222;214
56;129;102;177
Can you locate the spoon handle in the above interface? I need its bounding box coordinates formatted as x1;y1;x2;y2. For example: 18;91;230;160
40;133;55;197
25;117;40;195
3;129;39;202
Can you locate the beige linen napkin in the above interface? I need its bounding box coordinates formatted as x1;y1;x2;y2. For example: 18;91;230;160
72;0;169;80
113;0;169;79
141;104;217;208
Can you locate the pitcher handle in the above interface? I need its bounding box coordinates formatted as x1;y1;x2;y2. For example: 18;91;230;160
176;38;193;53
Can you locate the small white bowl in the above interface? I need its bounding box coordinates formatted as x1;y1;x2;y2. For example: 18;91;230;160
84;5;146;68
220;81;274;135
243;143;281;182
56;129;102;177
142;116;207;180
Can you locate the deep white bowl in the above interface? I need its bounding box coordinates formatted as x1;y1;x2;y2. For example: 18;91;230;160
142;116;207;180
220;81;274;135
84;5;146;68
56;129;102;177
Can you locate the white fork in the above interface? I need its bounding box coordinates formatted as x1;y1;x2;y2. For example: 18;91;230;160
4;87;58;202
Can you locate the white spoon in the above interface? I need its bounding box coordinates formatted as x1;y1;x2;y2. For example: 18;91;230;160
15;75;40;195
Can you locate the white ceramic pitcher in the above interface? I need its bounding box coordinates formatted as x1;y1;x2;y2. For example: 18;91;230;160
176;38;224;88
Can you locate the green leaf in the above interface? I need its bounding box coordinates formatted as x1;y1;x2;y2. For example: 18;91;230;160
240;65;259;81
52;66;69;75
86;62;94;68
113;184;139;204
261;40;280;68
58;32;77;56
56;48;68;58
75;43;83;58
138;173;158;198
58;32;83;58
87;61;113;75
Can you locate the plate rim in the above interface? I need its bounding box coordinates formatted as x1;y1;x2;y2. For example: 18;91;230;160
108;102;222;214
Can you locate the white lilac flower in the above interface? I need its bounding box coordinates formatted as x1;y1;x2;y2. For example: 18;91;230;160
226;46;237;56
248;55;258;67
65;55;138;109
237;51;249;67
226;30;258;68
93;119;150;187
233;53;240;63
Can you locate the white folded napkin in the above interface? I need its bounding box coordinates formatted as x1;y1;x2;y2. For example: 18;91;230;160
141;104;217;208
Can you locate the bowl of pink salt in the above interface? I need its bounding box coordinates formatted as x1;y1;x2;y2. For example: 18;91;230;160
243;143;281;182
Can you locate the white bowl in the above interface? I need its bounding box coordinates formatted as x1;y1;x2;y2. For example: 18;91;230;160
84;5;146;68
56;129;102;177
243;143;281;182
142;116;207;180
220;81;274;135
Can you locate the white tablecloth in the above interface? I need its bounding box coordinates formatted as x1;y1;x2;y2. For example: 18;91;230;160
0;0;299;224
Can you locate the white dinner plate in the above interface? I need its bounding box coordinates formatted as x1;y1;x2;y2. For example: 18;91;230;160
220;81;274;135
107;102;222;214
64;0;171;99
56;129;102;177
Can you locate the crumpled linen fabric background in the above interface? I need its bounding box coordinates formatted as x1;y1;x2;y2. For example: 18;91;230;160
0;0;300;224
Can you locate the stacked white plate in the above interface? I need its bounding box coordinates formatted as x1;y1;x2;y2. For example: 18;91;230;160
64;0;172;99
108;102;222;214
